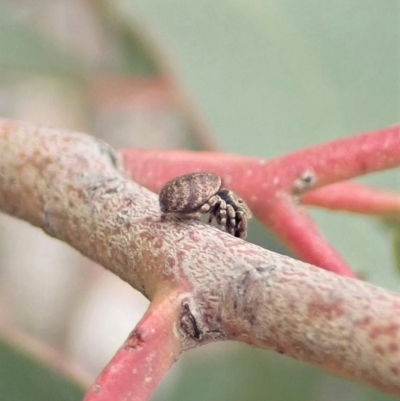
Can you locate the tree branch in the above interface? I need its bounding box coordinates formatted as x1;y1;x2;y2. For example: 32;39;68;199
1;118;400;399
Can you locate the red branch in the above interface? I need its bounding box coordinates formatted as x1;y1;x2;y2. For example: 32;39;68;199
121;124;400;277
303;181;400;215
84;294;182;401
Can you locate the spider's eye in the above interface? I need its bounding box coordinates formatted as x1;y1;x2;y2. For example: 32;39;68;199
238;199;243;203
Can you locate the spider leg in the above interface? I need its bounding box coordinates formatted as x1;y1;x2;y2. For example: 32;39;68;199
206;196;221;225
235;210;248;238
199;195;219;214
199;203;211;213
216;199;227;229
208;203;220;224
226;204;236;235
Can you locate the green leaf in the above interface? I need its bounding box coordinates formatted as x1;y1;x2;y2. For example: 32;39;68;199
0;336;85;401
389;221;400;277
111;0;399;156
0;4;157;77
152;343;400;401
0;7;82;77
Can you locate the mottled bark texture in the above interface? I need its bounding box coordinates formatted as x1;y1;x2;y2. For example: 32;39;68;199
0;118;400;397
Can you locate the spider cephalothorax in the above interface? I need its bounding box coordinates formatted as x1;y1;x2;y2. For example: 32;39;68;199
159;172;252;238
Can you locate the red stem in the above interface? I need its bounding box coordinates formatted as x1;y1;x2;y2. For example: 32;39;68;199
258;197;356;277
121;124;400;193
303;181;400;215
83;294;182;401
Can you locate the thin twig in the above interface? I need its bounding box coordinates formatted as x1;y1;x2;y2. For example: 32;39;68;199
303;181;400;215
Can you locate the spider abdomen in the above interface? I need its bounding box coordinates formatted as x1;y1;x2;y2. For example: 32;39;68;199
159;172;222;213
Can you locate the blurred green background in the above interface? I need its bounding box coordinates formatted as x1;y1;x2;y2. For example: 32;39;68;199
0;0;399;400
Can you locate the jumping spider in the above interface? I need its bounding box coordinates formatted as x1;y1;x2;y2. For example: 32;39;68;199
159;172;252;238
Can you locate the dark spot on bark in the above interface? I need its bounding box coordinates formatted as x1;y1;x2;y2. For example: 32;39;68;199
104;185;120;194
234;270;260;325
275;344;285;354
181;302;202;341
389;343;399;353
127;329;145;349
98;140;120;169
85;177;122;197
140;283;148;299
240;270;251;285
293;171;317;194
236;270;252;299
255;266;268;273
245;310;257;325
390;366;399;376
375;345;385;356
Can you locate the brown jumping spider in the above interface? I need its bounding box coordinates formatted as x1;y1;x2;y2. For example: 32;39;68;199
159;172;252;238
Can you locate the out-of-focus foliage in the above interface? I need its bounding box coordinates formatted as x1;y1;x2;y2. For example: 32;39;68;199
0;2;156;77
153;343;400;401
392;226;400;275
0;5;80;77
0;337;85;401
114;0;399;155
